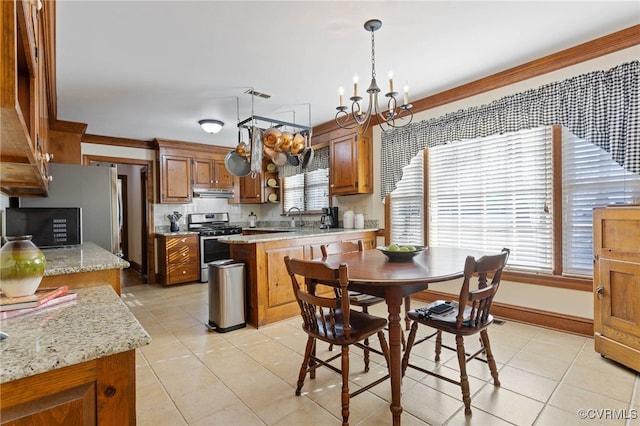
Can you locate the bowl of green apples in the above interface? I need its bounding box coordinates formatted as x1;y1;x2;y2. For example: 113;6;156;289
377;244;426;262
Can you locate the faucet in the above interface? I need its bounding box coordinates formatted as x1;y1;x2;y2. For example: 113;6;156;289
286;206;303;227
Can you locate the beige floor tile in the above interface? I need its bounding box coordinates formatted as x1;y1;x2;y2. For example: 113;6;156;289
534;405;591;426
498;365;558;403
272;399;340;425
356;406;429;426
400;380;468;425
548;382;630;415
191;401;266;426
472;382;545;424
562;363;636;404
508;349;573;381
137;401;187;426
445;406;515;426
140;339;193;364
172;382;242;424
522;338;583;363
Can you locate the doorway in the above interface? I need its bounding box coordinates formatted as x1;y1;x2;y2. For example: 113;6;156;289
84;155;154;284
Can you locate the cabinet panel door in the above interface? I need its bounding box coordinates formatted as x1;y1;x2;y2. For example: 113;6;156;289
193;158;213;188
598;259;640;348
239;174;263;203
214;158;234;189
330;134;358;195
265;245;303;308
160;154;192;203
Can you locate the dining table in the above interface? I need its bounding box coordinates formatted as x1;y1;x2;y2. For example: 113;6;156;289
320;246;488;426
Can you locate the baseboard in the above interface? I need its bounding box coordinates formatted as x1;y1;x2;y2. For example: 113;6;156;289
412;290;594;337
128;261;143;274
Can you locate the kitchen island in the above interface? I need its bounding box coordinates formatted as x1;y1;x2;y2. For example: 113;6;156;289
40;242;130;295
219;227;379;327
0;285;151;425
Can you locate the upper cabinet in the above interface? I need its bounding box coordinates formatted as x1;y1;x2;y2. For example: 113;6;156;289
329;130;372;196
155;139;235;204
1;0;55;196
192;155;234;191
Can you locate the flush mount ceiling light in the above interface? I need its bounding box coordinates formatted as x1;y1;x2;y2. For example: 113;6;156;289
335;19;413;135
199;119;224;134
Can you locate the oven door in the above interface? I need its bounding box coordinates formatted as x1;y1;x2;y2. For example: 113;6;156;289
199;236;231;283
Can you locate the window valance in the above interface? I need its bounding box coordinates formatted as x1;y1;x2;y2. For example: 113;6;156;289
380;61;639;200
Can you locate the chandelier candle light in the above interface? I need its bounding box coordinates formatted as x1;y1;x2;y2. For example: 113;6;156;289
335;19;413;134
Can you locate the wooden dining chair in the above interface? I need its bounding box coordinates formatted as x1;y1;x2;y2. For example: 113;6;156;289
401;248;510;415
320;241;387;360
284;256;390;426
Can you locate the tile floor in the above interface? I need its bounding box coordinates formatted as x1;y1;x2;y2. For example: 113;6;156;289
121;276;639;425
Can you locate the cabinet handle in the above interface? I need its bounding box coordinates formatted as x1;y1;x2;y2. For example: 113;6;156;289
181;238;187;242
182;270;187;274
596;285;604;299
182;253;186;257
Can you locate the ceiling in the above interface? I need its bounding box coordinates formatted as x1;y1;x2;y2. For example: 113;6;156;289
55;1;640;148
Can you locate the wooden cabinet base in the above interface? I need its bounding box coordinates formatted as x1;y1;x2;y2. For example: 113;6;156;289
41;269;121;295
1;350;136;425
595;333;640;372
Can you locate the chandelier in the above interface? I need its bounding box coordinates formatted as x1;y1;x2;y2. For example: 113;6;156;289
335;19;413;135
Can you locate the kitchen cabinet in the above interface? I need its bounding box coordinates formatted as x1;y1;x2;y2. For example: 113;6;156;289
192;154;234;190
329;131;373;196
158;153;192;203
593;206;640;372
157;234;199;285
228;230;377;327
1;0;54;196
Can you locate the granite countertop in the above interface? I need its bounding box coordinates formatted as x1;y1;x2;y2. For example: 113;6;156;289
219;227;380;244
42;242;130;276
0;286;151;383
155;231;199;237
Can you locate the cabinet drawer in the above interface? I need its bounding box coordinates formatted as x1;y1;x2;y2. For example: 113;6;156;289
167;264;200;284
166;244;199;263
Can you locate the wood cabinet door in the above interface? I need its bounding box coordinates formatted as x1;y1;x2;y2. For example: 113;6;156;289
330;134;358;195
192;158;213;189
597;259;640;344
265;245;303;308
213;157;234;189
159;154;192;203
238;173;263;203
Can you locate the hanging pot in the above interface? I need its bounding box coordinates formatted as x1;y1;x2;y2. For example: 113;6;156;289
287;152;300;166
279;132;293;151
263;127;281;148
225;150;250;176
301;133;314;169
291;133;305;154
272;152;287;166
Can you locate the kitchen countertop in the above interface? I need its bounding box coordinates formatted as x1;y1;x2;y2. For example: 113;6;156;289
155;231;199;237
41;242;130;276
219;227;379;244
0;286;151;383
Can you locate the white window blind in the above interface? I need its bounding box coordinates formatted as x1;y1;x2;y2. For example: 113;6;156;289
562;128;640;276
283;168;329;213
390;152;424;246
428;127;553;273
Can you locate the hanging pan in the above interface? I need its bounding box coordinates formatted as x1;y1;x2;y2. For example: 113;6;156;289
225;150;250;177
301;132;314;169
287;151;300;166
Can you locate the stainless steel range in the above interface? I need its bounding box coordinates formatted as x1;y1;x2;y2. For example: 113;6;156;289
187;212;242;283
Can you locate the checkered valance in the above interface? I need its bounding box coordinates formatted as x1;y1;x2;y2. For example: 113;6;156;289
381;61;640;200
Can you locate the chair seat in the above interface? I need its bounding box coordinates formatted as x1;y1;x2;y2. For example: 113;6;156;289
306;309;388;345
348;291;385;307
406;309;494;336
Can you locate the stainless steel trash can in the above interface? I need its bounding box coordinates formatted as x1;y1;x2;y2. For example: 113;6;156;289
208;259;246;333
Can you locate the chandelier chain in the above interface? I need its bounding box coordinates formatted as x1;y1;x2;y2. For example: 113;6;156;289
371;28;376;80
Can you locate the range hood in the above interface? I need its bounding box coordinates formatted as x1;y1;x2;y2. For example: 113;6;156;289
193;188;234;199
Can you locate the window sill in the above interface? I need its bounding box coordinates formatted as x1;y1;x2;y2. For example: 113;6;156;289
502;271;592;292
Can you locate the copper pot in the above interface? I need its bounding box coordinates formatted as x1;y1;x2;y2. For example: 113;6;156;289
291;133;305;154
279;132;293;151
263;127;281;148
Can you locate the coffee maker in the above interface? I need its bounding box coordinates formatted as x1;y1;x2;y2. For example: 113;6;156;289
321;207;339;229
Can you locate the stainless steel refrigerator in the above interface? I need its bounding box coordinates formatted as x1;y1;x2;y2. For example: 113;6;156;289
19;163;120;254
